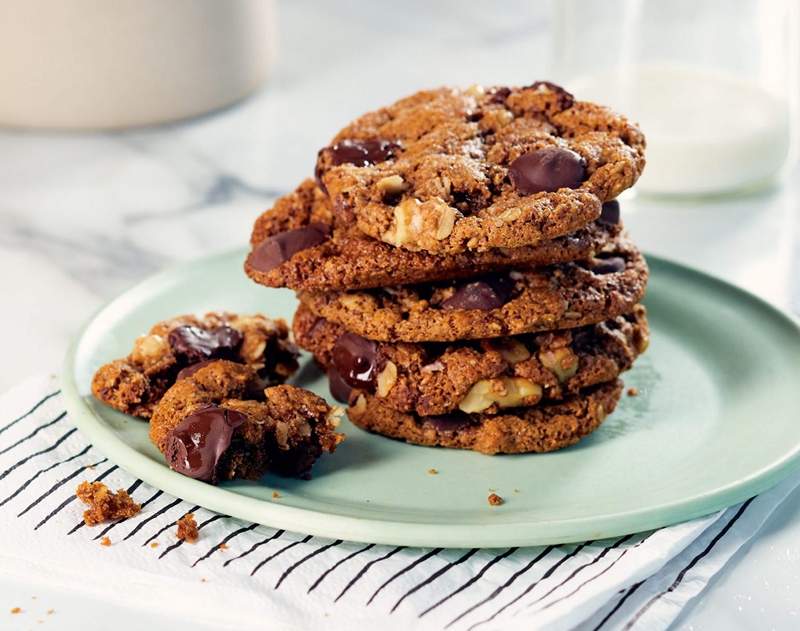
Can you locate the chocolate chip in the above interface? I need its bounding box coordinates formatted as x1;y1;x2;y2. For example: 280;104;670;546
176;360;218;381
509;147;587;195
599;200;620;226
331;333;379;391
327;139;400;167
424;412;476;432
166;405;247;483
488;87;511;104
250;223;330;272
327;365;353;403
527;81;575;109
591;256;626;275
168;325;242;365
441;274;515;311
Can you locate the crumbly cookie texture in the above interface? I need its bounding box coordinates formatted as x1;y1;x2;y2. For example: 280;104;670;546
293;303;648;416
315;82;645;254
348;380;623;455
176;513;199;543
75;481;141;526
245;179;622;291
91;312;299;418
149;361;344;482
298;237;648;342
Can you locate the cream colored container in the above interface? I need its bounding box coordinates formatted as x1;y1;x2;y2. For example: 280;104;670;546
0;0;277;129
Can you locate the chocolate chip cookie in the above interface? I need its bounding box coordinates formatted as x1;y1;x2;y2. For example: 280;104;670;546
347;379;623;455
149;361;344;482
92;312;299;418
315;82;645;254
245;179;623;291
293;302;648;416
297;237;648;342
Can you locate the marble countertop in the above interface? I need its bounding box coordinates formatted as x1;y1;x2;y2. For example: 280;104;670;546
1;1;798;628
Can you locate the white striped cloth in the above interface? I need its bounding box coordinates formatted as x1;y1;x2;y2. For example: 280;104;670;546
1;374;797;631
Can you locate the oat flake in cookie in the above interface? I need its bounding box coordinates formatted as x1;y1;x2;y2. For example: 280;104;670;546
91;312;299;418
293;303;649;416
149;361;344;482
315;82;645;254
297;237;649;342
347;380;624;455
244;179;623;291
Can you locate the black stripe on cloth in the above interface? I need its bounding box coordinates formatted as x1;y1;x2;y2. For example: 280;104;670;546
523;535;635;612
541;534;655;612
466;542;592;631
591;581;645;631
367;548;443;606
0;444;92;508
158;513;228;559
335;546;405;603
0;390;60;436
33;464;118;530
621;498;755;630
140;503;201;546
419;547;518;619
307;543;375;594
274;539;343;589
250;535;313;577
124;497;182;542
445;546;554;629
66;479;144;535
223;529;285;567
17;458;109;517
0;411;67;456
0;428;78;482
94;489;163;541
391;548;478;613
192;523;259;567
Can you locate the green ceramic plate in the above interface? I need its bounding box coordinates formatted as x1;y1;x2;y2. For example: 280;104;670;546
62;249;800;548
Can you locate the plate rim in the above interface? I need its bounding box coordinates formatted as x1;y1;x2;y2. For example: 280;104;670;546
61;248;800;547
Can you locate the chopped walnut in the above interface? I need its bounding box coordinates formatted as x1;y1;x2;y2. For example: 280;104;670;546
76;481;141;526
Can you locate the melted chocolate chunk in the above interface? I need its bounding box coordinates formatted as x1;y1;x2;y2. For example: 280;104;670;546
591;256;626;275
508;147;587;195
250;223;330;272
166;405;247;483
424;412;476;432
441;274;515;311
331;333;379;391
327;365;353;403
527;81;575;109
488;87;511;104
168;325;242;365
327;139;400;167
176;360;218;381
599;200;620;226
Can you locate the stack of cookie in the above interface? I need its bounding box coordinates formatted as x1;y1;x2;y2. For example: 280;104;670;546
245;82;650;454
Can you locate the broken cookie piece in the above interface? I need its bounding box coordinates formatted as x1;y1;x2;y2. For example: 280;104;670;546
75;481;141;526
91;312;299;418
176;513;199;543
150;360;344;483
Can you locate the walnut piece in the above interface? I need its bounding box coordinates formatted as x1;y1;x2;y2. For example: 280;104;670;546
539;347;579;382
376;360;398;397
459;377;542;413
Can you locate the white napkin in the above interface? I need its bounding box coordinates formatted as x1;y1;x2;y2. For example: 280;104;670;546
1;374;797;631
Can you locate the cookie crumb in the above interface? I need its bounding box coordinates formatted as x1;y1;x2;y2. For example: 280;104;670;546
150;542;159;549
627;387;639;397
47;610;55;615
488;493;504;506
513;488;520;493
201;578;208;583
100;536;112;546
176;513;199;543
75;481;141;526
272;491;281;499
10;607;21;614
427;468;438;475
218;543;229;550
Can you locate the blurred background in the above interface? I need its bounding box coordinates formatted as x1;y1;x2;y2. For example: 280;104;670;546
0;0;798;385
